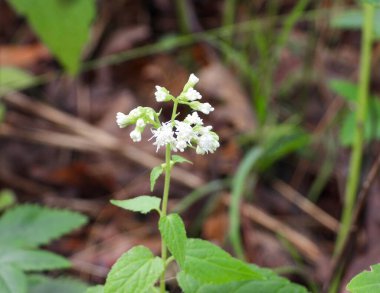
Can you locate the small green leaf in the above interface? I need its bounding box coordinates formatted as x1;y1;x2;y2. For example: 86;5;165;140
150;166;164;192
0;204;88;248
159;214;187;267
329;79;358;102
172;155;193;165
0;189;16;211
0;248;70;271
331;9;380;39
0;265;27;293
0;67;38;96
111;196;161;214
85;285;104;293
7;0;96;74
183;239;263;284
104;246;164;293
347;263;380;293
28;275;89;293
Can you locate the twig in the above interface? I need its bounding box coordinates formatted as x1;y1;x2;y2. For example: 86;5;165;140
273;179;340;232
222;196;327;264
2;93;204;189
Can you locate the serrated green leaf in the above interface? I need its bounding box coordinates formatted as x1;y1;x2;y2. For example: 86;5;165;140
331;9;380;39
104;246;164;293
0;204;87;248
111;196;161;214
172;155;193;165
347;264;380;293
178;266;308;293
159;213;187;267
28;275;88;293
7;0;96;74
183;239;263;284
85;285;104;293
0;67;38;96
0;265;27;293
0;247;70;271
150;166;164;192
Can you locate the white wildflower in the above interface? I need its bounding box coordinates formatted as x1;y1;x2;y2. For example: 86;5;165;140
188;74;199;86
136;118;146;128
151;122;176;151
175;120;197;151
155;86;170;102
185;88;202;101
199;103;214;114
116;112;130;128
130;129;142;142
196;131;219;155
185;112;203;125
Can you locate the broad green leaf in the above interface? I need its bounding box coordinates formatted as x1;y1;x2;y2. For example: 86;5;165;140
7;0;96;74
360;0;380;5
0;265;27;293
331;9;380;39
0;67;38;96
111;196;161;214
104;246;164;293
85;285;104;293
347;264;380;293
0;204;87;248
28;275;88;293
150;166;163;192
0;189;16;211
183;239;263;284
0;247;70;271
178;266;308;293
159;213;187;267
172;155;193;165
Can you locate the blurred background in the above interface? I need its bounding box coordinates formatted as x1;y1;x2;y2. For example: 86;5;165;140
0;0;380;292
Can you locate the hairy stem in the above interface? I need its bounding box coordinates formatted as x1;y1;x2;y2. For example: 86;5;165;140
160;100;178;293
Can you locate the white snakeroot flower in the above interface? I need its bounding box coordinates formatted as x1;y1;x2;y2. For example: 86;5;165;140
116;112;130;128
155;86;169;102
185;112;203;125
188;74;199;86
136;118;146;128
196;131;219;155
198;102;214;114
130;129;142;142
185;88;202;101
151;122;176;152
175;120;197;151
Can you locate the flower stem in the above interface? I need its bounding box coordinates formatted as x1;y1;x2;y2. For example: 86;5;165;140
160;100;178;293
334;3;374;256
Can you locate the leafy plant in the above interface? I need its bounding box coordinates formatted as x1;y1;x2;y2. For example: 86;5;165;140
346;263;380;293
329;79;380;146
6;0;96;74
87;74;308;292
0;204;88;293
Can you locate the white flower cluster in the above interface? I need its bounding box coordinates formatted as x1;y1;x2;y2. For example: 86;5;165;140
116;74;219;155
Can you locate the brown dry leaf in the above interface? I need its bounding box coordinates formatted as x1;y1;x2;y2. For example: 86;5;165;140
0;43;51;67
198;62;256;132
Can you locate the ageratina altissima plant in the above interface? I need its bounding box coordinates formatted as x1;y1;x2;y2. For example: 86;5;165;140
87;74;307;293
116;73;219;155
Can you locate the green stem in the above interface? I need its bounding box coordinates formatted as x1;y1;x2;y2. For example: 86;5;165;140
334;3;374;256
159;100;178;293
